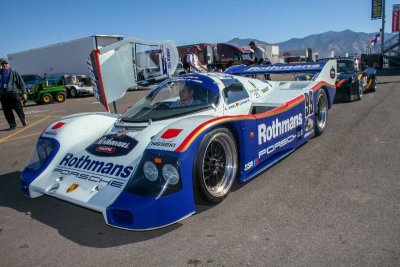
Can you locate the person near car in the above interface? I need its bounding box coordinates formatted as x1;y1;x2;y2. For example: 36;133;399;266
186;45;207;73
248;41;270;65
248;41;271;80
0;58;27;130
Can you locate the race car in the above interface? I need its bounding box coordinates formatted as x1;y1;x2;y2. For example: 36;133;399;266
320;57;376;102
21;39;337;230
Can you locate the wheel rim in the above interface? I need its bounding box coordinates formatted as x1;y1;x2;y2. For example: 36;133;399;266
316;92;328;129
71;89;77;97
57;94;64;101
43;96;50;103
358;83;363;99
202;133;236;198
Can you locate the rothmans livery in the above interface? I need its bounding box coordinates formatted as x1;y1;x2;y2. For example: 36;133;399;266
21;39;337;230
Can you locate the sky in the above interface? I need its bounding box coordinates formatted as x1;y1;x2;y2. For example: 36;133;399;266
1;0;398;57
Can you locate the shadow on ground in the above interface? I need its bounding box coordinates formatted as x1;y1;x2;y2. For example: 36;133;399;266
0;172;184;248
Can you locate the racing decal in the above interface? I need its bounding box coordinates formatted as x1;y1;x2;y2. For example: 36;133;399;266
131;44;137;81
175;81;335;153
226;99;250;110
88;49;109;112
259;134;297;158
53;153;133;189
150;141;177;148
303;90;315;137
160;45;172;74
258;113;303;145
161;128;183;139
57;153;133;179
225;63;324;75
330;67;336;79
86;131;137;157
304;91;314;118
52;122;66;129
245;158;259;171
66;183;79;193
43;122;66;137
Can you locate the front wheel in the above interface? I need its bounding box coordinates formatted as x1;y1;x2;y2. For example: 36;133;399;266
315;89;328;136
194;128;238;204
357;81;363;101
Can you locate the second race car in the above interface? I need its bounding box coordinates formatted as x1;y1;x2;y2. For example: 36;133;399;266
320;57;376;102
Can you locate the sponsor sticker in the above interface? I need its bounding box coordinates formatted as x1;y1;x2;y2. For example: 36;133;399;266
86;133;137;157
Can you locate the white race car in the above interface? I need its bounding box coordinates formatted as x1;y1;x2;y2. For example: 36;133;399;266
21;39;337;230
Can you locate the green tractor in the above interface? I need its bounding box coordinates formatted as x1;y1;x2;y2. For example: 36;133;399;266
21;76;66;105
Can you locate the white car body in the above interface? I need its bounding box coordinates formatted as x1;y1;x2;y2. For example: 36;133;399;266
21;39;337;230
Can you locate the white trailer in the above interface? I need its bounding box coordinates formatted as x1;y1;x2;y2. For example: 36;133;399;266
7;35;123;77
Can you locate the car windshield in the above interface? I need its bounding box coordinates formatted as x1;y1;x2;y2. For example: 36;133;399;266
242;53;253;60
121;77;219;123
337;61;356;73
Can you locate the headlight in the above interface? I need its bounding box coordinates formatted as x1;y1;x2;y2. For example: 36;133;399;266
162;164;180;185
143;161;158;181
37;140;55;163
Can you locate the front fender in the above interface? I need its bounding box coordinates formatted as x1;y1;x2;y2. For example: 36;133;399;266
21;113;118;197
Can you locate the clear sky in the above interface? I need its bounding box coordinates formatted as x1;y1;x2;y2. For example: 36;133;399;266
1;0;398;57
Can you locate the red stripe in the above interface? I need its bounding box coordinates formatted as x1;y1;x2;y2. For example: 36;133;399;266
175;82;335;152
93;49;109;112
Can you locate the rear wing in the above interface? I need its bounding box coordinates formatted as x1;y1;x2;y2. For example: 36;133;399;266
88;38;179;112
225;60;337;86
224;62;327;75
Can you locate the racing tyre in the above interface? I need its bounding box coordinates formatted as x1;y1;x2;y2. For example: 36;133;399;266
315;89;328;136
55;92;66;103
194;128;238;204
357;81;363;101
70;87;78;98
41;93;53;104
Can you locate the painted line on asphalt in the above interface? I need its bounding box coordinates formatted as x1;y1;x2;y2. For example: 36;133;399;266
2;132;43;142
0;116;50;143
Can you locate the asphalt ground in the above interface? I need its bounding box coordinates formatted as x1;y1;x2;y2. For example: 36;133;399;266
0;74;399;266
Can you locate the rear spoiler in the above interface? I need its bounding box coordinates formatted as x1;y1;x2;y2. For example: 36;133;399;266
88;38;179;112
224;62;326;75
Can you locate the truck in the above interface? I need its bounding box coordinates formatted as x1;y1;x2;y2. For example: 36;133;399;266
177;43;214;68
177;43;254;72
209;43;254;71
7;35;123;77
63;75;93;98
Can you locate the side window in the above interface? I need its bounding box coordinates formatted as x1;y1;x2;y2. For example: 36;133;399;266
223;82;249;105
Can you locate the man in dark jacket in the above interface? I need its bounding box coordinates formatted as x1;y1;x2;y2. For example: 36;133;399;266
0;58;27;130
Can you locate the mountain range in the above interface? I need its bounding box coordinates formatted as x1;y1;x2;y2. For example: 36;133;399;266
227;29;396;57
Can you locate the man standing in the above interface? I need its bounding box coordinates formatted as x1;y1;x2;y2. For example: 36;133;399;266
249;41;271;80
186;45;207;73
0;58;27;130
249;41;270;65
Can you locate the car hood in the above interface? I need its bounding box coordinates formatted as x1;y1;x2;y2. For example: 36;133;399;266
28;120;167;213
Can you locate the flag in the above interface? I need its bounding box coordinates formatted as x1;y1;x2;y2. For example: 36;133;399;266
369;33;381;47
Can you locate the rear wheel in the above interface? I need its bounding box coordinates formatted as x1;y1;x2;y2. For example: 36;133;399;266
315;89;328;136
70;87;78;98
55;92;66;103
41;93;53;104
194;128;237;204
